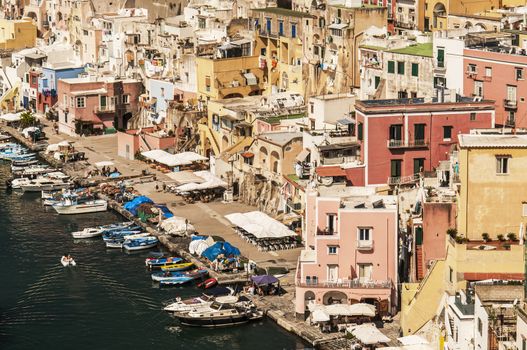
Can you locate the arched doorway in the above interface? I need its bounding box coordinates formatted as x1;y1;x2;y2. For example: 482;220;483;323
270;150;280;174
464;21;473;29
433;2;446;29
304;291;316;320
259;146;268;170
323;291;348;305
475;23;487;31
122;112;132;130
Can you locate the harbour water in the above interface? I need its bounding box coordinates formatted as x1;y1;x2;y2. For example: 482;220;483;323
0;163;308;349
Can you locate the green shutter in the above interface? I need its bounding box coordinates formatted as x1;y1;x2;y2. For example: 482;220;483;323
437;48;445;67
375;76;380;88
415;226;423;245
387;61;395;74
398;61;405;75
358;123;363;141
412;63;419;77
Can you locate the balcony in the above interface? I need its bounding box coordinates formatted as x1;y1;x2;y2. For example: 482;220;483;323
504;99;517;109
317;228;336;236
286;198;302;212
394;21;415;30
321;155;358;166
388;174;419;186
465;70;477;78
505;118;516;127
357;240;374;251
297;278;392;289
387;139;428;149
258;29;278;39
94;105;115;114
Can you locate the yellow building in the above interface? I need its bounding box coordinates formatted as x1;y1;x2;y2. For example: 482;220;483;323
0;18;37;50
401;133;526;335
251;7;312;97
457;133;527;240
422;0;500;31
195;39;265;101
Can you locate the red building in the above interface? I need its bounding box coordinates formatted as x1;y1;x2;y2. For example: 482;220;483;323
355;96;495;186
463;45;527;128
57;77;142;136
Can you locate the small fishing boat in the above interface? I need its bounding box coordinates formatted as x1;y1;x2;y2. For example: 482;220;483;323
160;262;195;272
197;278;218;289
20;178;71;192
53;195;108;215
60;256;77;267
159;276;194;286
12;159;39;167
151;268;207;282
99;222;136;231
163;286;234;314
105;239;124;249
145;256;182;268
41;190;61;200
102;230;146;241
172;297;263;327
123;237;159;251
71;227;104;239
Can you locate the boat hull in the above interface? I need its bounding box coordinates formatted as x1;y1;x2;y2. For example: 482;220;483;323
174;312;263;328
53;201;108;215
20;183;70;192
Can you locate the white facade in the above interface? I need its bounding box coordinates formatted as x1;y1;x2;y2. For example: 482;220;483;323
444;294;475;350
308;94;355;130
433;36;465;95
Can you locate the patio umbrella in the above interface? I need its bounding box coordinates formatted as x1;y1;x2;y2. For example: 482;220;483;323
350;324;390;345
251;275;279;286
397;335;429;346
311;309;330;323
325;303;354;316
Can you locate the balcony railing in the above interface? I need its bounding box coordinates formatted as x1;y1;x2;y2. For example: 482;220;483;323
259;29;278;39
357;240;374;250
317;228;336;236
504;99;517;109
297;278;392;289
394;21;415;30
387;139;428;149
321;155;358;165
388;174;420;186
505;119;516;127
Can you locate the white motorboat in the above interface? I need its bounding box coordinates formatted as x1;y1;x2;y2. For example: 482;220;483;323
71;227;104;239
53;198;108;215
163;288;235;314
60;256;77;267
9;177;31;189
19;178;71;192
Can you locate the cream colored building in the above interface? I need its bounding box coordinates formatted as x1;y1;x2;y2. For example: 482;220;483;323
0;18;37;50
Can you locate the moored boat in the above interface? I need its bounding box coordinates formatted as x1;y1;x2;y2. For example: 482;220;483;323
145;256;182;268
71;227;104;239
20;178;71;192
151;268;207;282
53;196;108;215
160;262;194;272
105;239;124;249
123;237;159;251
163;286;234;314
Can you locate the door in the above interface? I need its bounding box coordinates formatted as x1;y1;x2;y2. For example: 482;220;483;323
328;265;338;283
389;124;402;144
391;159;402;178
125;144;130;160
100;95;107;111
413;158;425;175
358;264;373;282
414;124;425;144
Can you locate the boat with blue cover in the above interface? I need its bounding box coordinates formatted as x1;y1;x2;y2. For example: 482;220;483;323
102;229;143;241
99;222;136;231
159;276;194;286
123;237;159;251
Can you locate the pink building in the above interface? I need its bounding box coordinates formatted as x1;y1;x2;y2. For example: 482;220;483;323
117;127;177;160
57;76;142;136
355;97;495;186
463;46;527;128
295;187;398;317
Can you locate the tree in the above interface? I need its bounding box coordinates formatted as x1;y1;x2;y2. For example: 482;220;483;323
19;111;37;128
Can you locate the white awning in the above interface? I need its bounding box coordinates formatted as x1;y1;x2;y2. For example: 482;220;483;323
225;211;297;239
311;309;330;322
0;112;21;122
94;161;115;167
349;323;390;345
328;23;348;30
337;116;356;125
296;149;310;162
174;170;227;192
141;150;207;167
397;335;429;346
244;72;258;86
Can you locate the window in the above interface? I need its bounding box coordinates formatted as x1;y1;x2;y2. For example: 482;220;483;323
437;47;445;68
522;337;526;350
449;267;453;282
470;112;476;121
496;156;510;174
266;18;271;32
397;61;405;75
357;228;372;249
391;159;402;178
467;64;477;74
358;264;373;282
474;80;483;97
477;318;483;335
326;213;336;234
122;94;130;104
516;67;524;80
508;111;516;126
75;96;85;108
205;76;211;92
63;94;67;107
485;67;492;77
414;158;425;174
310;102;314;114
443;126;453;140
278;21;284;36
522;203;527;217
387;60;395;74
411;63;419;77
358;122;363;141
327;265;338;282
31;76;37;85
374;76;380;88
328;246;338;255
291;23;297;38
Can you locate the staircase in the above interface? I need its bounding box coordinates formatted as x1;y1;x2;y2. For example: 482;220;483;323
416;246;424;280
373;78;385;100
178;132;198;152
139;132;152;151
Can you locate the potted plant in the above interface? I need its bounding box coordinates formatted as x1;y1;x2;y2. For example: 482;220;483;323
503;243;511;250
507;233;518;242
447;228;458;239
455;235;466;244
497;234;505;242
482;233;490;242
